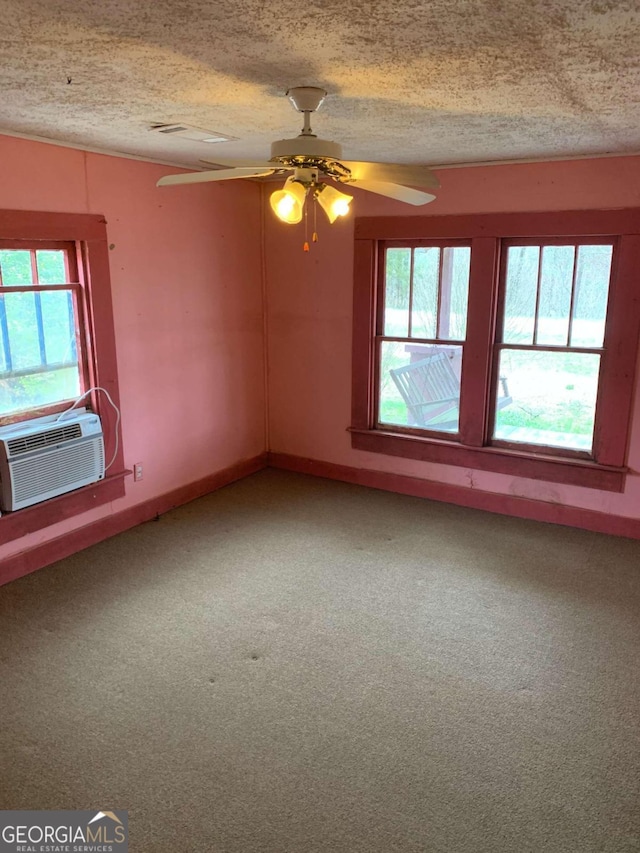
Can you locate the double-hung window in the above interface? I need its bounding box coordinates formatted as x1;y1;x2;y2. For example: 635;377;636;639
0;241;88;423
351;210;640;491
492;239;612;454
378;242;471;435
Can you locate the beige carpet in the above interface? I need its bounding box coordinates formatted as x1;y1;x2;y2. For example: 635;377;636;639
1;469;639;852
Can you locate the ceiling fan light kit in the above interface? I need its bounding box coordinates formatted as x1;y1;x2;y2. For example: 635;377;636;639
157;86;439;249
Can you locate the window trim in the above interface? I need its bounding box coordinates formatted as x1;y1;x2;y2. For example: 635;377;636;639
0;209;126;542
351;209;640;492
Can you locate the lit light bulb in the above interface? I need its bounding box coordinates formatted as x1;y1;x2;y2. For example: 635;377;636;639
316;184;353;224
332;197;351;217
275;195;295;218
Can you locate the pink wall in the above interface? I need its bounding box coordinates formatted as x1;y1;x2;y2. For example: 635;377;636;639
2;139;640;572
0;134;266;562
264;156;640;519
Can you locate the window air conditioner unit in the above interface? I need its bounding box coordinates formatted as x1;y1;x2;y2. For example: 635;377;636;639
0;412;105;511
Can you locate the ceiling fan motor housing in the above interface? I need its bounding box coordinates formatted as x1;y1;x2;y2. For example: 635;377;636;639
270;137;343;161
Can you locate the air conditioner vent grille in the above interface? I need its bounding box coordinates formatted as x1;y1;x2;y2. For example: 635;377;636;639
7;423;82;456
11;440;105;506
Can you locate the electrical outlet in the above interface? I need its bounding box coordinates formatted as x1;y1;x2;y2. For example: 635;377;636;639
134;462;143;482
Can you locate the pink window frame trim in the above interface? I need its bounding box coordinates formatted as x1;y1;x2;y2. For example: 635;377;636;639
0;209;126;545
351;209;640;492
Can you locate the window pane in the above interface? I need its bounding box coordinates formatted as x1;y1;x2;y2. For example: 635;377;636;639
36;250;67;284
0;289;81;418
0;367;80;418
0;250;33;285
411;247;439;339
3;292;41;370
41;290;77;364
379;340;462;433
537;245;575;346
384;248;411;336
571;245;612;348
441;246;470;341
492;349;600;452
502;246;539;344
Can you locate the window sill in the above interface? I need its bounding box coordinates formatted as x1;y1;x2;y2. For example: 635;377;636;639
0;470;129;545
349;428;626;492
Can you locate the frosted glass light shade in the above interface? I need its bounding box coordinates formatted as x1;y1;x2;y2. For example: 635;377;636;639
270;178;307;224
317;183;353;223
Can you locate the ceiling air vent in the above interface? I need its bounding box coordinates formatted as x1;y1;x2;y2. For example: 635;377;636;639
150;123;238;144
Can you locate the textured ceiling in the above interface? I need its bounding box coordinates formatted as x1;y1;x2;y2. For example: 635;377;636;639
1;0;640;170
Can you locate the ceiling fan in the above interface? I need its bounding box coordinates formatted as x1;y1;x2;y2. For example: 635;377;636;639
157;87;439;232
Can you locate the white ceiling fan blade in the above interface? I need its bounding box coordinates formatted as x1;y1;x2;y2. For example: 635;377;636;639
157;167;278;187
200;159;287;169
350;179;436;206
341;161;439;189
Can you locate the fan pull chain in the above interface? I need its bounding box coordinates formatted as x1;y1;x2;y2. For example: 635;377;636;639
303;198;310;252
312;194;318;243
